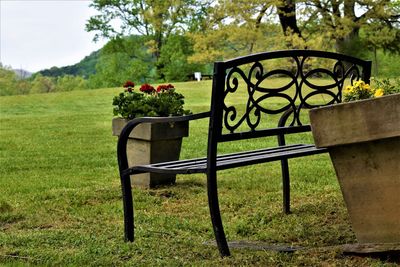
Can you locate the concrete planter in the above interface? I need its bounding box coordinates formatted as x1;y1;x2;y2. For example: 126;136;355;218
112;118;189;188
309;93;400;244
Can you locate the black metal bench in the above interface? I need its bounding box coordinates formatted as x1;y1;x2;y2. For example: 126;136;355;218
117;50;372;257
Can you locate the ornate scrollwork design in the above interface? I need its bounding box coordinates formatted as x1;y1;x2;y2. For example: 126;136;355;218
222;55;366;132
224;61;300;132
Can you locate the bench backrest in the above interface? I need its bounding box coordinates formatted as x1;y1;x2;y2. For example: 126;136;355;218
209;50;372;143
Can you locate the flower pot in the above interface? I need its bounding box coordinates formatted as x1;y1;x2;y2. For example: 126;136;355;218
309;93;400;244
112;118;189;188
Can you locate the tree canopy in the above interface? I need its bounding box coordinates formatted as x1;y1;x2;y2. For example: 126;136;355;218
189;0;400;63
86;0;211;59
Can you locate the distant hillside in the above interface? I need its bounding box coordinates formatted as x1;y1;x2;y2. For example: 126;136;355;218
13;69;32;79
37;50;100;78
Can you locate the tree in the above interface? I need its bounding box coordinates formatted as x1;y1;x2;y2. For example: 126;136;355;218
86;0;211;61
158;34;205;81
188;0;316;63
0;64;31;96
299;0;400;55
0;64;18;96
277;0;302;37
30;74;56;94
88;35;155;88
56;75;88;91
38;50;100;79
189;0;400;64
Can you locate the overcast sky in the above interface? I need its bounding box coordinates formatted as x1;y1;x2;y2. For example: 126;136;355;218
0;0;107;72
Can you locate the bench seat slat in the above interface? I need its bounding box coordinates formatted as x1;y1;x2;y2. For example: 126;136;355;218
149;143;307;168
126;144;328;175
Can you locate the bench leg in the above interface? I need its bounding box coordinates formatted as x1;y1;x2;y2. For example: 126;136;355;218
207;171;230;257
281;159;291;214
120;173;134;241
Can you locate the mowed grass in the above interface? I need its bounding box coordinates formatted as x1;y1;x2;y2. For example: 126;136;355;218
0;81;396;266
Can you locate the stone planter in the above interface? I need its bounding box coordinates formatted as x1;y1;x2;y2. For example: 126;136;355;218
309;93;400;244
112;118;189;188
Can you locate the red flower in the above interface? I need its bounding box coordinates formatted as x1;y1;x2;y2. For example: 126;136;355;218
156;85;165;92
157;84;174;92
123;81;135;88
140;83;155;94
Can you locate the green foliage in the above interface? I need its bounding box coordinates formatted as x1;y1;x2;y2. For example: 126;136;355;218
0;64;31;95
0;64;19;96
343;78;400;102
14;80;32;95
332;35;370;59
55;75;88;91
372;77;400;95
86;0;210;60
363;22;400;54
189;0;400;63
0;68;88;95
88;34;208;85
30;74;56;93
86;0;212;82
112;83;191;119
88;36;156;88
38;50;100;78
159;34;205;81
296;0;400;55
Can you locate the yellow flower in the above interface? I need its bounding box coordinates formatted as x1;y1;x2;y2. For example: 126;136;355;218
374;88;384;97
354;80;365;88
345;85;353;92
363;83;371;91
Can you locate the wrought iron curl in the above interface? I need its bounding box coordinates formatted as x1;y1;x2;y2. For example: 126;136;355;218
300;71;342;107
298;57;347;111
224;66;255;132
344;64;361;85
333;61;345;79
224;59;303;131
225;66;242;94
248;70;297;128
245;103;261;131
249;61;264;83
248;58;300;115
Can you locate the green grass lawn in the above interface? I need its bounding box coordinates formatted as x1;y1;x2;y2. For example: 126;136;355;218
0;81;397;266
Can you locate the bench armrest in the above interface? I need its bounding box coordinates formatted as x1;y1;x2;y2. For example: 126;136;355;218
117;111;211;172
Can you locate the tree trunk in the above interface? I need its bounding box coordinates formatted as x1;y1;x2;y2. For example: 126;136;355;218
154;30;165;80
249;4;270;54
277;0;302;37
335;27;359;54
334;0;359;55
374;47;378;76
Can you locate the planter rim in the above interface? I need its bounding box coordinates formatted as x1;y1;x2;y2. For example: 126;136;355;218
112;117;189;141
309;93;400;148
311;92;400;111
